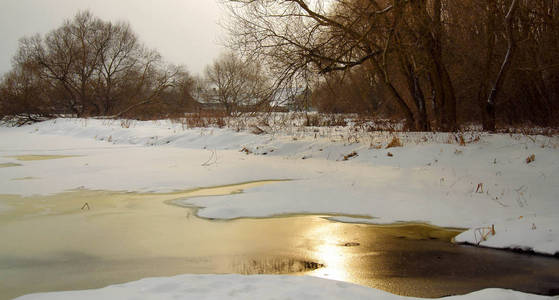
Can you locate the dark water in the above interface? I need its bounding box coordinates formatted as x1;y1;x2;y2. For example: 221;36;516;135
0;187;558;299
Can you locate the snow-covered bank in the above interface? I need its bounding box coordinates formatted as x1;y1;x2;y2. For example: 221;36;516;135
13;274;555;300
1;118;558;256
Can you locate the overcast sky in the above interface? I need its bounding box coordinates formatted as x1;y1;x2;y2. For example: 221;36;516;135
0;0;227;76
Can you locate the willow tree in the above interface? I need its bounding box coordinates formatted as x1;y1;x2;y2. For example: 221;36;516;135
203;52;271;115
6;11;177;118
224;0;458;131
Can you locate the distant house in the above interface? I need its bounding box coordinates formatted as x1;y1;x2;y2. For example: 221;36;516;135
194;101;225;112
273;87;316;112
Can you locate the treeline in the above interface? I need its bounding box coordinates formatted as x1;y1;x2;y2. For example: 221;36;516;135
0;11;198;122
3;3;559;132
226;0;559;131
0;11;277;123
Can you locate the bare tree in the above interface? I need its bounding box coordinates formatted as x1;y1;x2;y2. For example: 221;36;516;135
0;62;52;124
92;20;141;115
311;65;383;114
484;0;519;131
203;52;270;115
111;51;178;118
225;0;559;130
3;10;181;119
224;0;460;131
16;11;109;116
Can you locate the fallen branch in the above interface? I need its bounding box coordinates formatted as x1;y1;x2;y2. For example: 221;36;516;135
201;149;218;166
474;224;496;244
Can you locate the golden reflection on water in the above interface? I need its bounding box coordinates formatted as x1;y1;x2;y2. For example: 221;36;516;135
308;223;351;282
5;155;80;161
0;163;22;168
1;182;557;300
306;221;463;288
0;181;464;300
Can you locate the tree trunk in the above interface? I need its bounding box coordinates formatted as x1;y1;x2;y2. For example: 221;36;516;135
414;76;430;131
370;57;417;130
485;0;519;132
479;0;497;131
404;61;429;131
386;81;416;130
429;0;456;132
441;66;457;131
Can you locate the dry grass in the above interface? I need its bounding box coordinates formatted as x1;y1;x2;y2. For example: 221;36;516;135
369;142;383;149
304;113;348;127
498;126;559;137
240;147;252;155
386;136;403;148
342;151;358;161
458;134;466;146
174;111;227;129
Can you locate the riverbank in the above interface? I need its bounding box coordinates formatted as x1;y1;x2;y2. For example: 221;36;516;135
2;118;557;255
14;274;555;300
1;117;558;299
4;185;559;299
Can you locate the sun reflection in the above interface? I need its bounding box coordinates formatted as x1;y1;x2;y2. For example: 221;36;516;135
307;222;351;282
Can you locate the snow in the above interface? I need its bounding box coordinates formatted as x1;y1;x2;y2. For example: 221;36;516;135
1;118;558;256
1;117;559;298
13;274;555;300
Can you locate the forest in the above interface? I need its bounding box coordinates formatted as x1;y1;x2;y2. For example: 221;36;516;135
1;1;558;132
